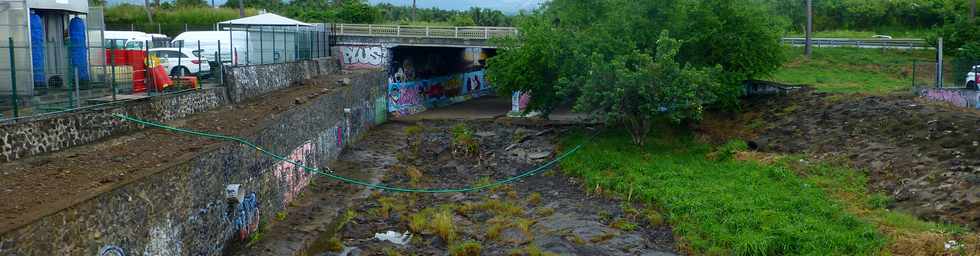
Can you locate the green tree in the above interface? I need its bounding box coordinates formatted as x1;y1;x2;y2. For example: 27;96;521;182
174;0;208;8
574;32;721;145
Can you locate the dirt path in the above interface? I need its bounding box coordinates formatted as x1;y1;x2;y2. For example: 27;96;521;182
0;72;361;234
705;89;979;229
247;120;679;256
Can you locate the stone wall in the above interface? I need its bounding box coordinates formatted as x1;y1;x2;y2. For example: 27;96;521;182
0;87;228;163
224;57;340;103
0;71;388;256
919;88;980;109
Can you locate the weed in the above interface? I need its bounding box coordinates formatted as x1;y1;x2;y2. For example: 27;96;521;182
377;197;397;219
589;232;616;243
610;218;638;231
515;218;535;240
275;211;287;221
512;128;527;144
508;245;559;256
866;192;893;210
597;210;613;223
407;208;434;234
506;190;519;200
644;208;665;227
406;165;424;185
450;123;480;157
449;240;483;256
383;247;403;256
458;198;523;217
432;209;457;242
527;192;542;205
324;237;344;252
535;207;555;217
707;139;748;161
405;124;425;156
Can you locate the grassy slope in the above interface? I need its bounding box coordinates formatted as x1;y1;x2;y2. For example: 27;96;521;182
769;47;934;94
560;129;975;255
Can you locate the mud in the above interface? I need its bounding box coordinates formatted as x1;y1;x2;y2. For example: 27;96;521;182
248;121;679;256
0;72;363;234
715;88;979;229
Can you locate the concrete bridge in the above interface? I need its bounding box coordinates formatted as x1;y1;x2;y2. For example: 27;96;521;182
331;23;518;48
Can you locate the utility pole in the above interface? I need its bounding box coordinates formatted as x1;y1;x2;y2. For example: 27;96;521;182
412;0;417;22
805;0;813;58
238;0;245;17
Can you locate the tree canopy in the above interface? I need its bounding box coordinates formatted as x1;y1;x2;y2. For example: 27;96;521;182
486;0;784;144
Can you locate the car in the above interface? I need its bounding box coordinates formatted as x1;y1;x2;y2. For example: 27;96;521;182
871;35;893;39
966;65;979;90
147;48;211;77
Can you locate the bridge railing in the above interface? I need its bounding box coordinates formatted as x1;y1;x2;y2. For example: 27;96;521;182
334;24;519;40
781;37;930;49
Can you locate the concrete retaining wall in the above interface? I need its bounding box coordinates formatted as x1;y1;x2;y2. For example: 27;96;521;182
224;57;340;103
919;88;980;109
0;71;388;256
0;88;228;163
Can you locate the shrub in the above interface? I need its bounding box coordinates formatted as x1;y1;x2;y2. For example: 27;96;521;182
449;240;483;256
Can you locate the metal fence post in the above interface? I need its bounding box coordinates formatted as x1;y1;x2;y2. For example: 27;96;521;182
294;26;299;60
260;26;264;64
73;67;80;108
272;27;276;63
911;59;917;91
110;41;117;101
8;38;19;118
245;25;250;65
229;26;235;66
217;40;223;86
197;40;202;76
177;42;183;77
282;27;286;63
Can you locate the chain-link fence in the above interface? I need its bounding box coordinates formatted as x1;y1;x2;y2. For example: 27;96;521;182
912;57;980;91
2;14;331;122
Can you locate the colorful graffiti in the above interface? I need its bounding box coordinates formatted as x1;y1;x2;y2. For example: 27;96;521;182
388;69;493;116
99;246;126;256
272;142;316;204
511;91;531;113
341;46;388;69
920;88;980;109
230;192;259;241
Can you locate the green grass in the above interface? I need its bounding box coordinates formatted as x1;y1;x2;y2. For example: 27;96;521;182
560;129;887;255
770;47;934;94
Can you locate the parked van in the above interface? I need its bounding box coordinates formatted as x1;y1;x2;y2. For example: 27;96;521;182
104;31;149;50
172;31;246;65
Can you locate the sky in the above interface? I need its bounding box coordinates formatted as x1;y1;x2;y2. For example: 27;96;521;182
107;0;546;14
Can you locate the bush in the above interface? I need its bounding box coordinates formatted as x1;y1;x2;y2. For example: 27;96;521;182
449;240;483;256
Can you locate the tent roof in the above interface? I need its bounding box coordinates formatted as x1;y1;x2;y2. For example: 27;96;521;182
218;13;312;26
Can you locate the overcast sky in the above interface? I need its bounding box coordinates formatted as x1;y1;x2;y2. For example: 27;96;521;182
107;0;545;13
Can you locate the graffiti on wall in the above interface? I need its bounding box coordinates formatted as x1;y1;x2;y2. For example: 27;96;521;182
511;91;531;113
387;69;492;116
341;46;387;69
143;217;183;256
99;246;126;256
230;192;260;241
272;142;316;204
920;88;980;109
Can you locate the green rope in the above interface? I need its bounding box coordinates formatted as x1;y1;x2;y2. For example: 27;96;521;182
113;114;581;193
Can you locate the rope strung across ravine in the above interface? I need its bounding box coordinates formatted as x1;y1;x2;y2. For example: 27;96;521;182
113;114;583;193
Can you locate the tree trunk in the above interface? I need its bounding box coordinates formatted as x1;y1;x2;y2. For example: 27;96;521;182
412;0;417;22
143;0;154;23
971;0;976;22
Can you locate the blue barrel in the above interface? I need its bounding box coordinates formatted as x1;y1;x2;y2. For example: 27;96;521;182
29;12;44;86
68;17;89;81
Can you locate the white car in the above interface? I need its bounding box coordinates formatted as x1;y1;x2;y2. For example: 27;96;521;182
147;48;211;77
967;65;979;90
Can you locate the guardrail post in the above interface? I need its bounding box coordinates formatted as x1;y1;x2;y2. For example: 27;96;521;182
340;24;344;35
369;24;373;35
484;27;489;39
397;25;401;36
455;27;459;38
8;37;18;118
426;26;430;37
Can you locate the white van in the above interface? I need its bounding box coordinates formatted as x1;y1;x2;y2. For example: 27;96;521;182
173;30;297;66
172;31;247;65
104;31;150;50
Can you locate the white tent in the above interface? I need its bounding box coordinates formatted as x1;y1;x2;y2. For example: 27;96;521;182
218;13;312;27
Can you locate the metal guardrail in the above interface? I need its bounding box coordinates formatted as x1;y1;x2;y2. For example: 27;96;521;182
334;24;519;40
782;37;930;49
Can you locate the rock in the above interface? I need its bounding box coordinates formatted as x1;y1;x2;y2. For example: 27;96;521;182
449;193;467;202
475;131;496;138
294;98;305;105
529;151;551;160
318;246;361;256
338;78;352;85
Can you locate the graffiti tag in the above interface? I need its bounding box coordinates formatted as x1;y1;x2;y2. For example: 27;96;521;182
231;192;260;241
341;46;387;68
272;142;316;204
99;245;125;256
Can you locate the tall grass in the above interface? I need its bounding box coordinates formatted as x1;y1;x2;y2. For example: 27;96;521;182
560;129;887;255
